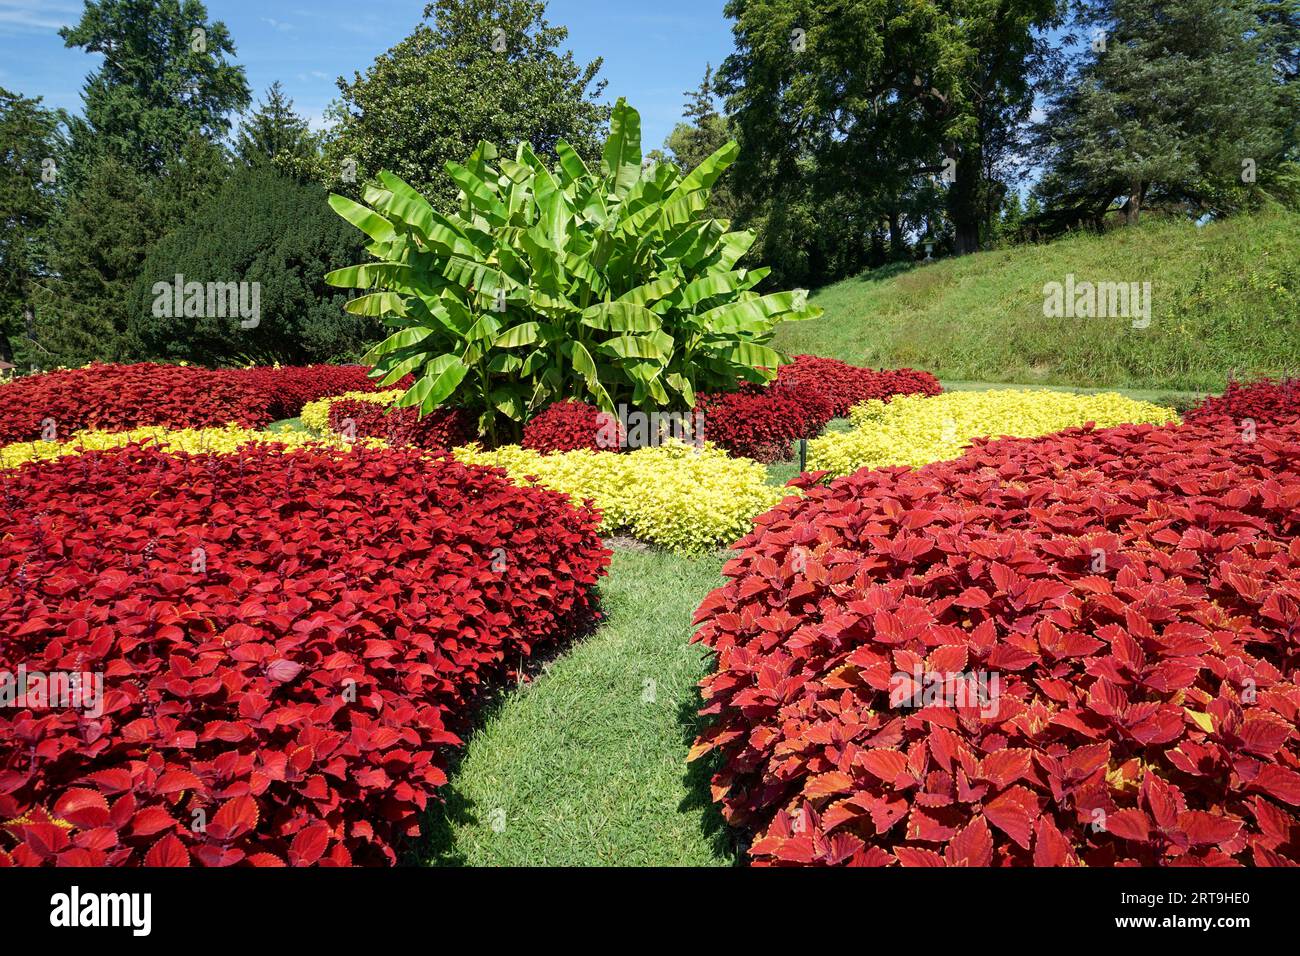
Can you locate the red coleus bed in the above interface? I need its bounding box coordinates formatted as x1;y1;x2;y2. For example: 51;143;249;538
775;355;942;418
694;357;942;461
522;400;622;453
514;357;941;462
1185;378;1300;431
328;399;474;452
0;363;403;444
232;365;403;421
0;444;609;866
696;384;833;463
0;363;274;443
691;418;1300;866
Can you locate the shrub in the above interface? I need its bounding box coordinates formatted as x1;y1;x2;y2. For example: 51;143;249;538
328;398;473;452
325;98;820;444
0;444;609;866
1185;378;1300;429
776;355;942;417
126;165;380;366
808;389;1179;476
0;363;273;444
697;384;833;463
522;400;620;453
0;424;371;470
691;418;1300;866
455;439;791;554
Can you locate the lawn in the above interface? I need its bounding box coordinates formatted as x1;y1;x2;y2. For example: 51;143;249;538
773;210;1300;392
418;547;737;866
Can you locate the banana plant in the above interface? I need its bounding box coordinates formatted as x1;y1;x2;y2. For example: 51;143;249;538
325;97;821;444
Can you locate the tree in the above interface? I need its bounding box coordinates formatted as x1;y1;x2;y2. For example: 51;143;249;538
34;155;165;367
322;0;608;210
718;0;1060;267
0;88;64;368
126;165;375;365
59;0;249;180
1034;0;1292;226
39;0;247;365
664;64;738;220
236;81;319;173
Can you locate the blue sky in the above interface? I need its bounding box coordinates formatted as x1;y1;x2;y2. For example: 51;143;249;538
0;0;735;149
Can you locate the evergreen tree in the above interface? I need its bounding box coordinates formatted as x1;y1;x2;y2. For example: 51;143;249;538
236;81;318;172
35;156;165;366
0;88;64;368
40;0;248;364
126;165;376;366
1035;0;1292;225
59;0;250;180
322;0;608;209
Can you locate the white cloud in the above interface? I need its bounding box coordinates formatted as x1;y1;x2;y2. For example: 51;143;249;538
0;0;79;34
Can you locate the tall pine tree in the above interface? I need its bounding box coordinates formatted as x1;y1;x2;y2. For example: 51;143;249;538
1035;0;1293;225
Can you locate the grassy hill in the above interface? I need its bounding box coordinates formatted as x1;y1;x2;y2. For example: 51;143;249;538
773;210;1300;391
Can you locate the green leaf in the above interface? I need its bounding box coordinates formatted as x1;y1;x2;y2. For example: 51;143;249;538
601;98;642;194
580;302;663;333
495;322;540;347
600;334;667;361
328;194;397;244
570;341;614;411
395;355;468;414
362;326;432;364
446;160;508;224
555;140;591;185
345;292;407;317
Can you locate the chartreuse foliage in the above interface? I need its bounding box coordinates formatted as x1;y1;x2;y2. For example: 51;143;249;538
808;389;1179;477
326;98;821;442
454;439;790;554
0;424;374;470
300;389;402;433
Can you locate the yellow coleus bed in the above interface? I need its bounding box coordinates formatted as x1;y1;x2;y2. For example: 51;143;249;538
455;439;790;554
0;424;371;470
300;390;402;433
808;389;1180;477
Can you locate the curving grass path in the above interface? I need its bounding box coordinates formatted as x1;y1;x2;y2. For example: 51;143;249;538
418;547;737;866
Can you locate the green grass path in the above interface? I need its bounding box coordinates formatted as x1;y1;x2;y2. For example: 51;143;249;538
419;547;736;866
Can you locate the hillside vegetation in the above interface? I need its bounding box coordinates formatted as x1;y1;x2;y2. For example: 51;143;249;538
774;211;1300;391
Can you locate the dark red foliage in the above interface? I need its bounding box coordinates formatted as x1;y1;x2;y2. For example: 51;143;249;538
776;355;942;418
328;399;474;452
1185;378;1300;430
697;384;833;463
693;357;942;462
0;363;409;444
0;364;273;444
691;418;1300;866
231;365;406;421
522;400;622;453
0;444;610;866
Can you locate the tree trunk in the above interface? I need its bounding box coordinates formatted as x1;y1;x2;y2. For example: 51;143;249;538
946;149;982;256
887;210;904;259
1123;180;1142;225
